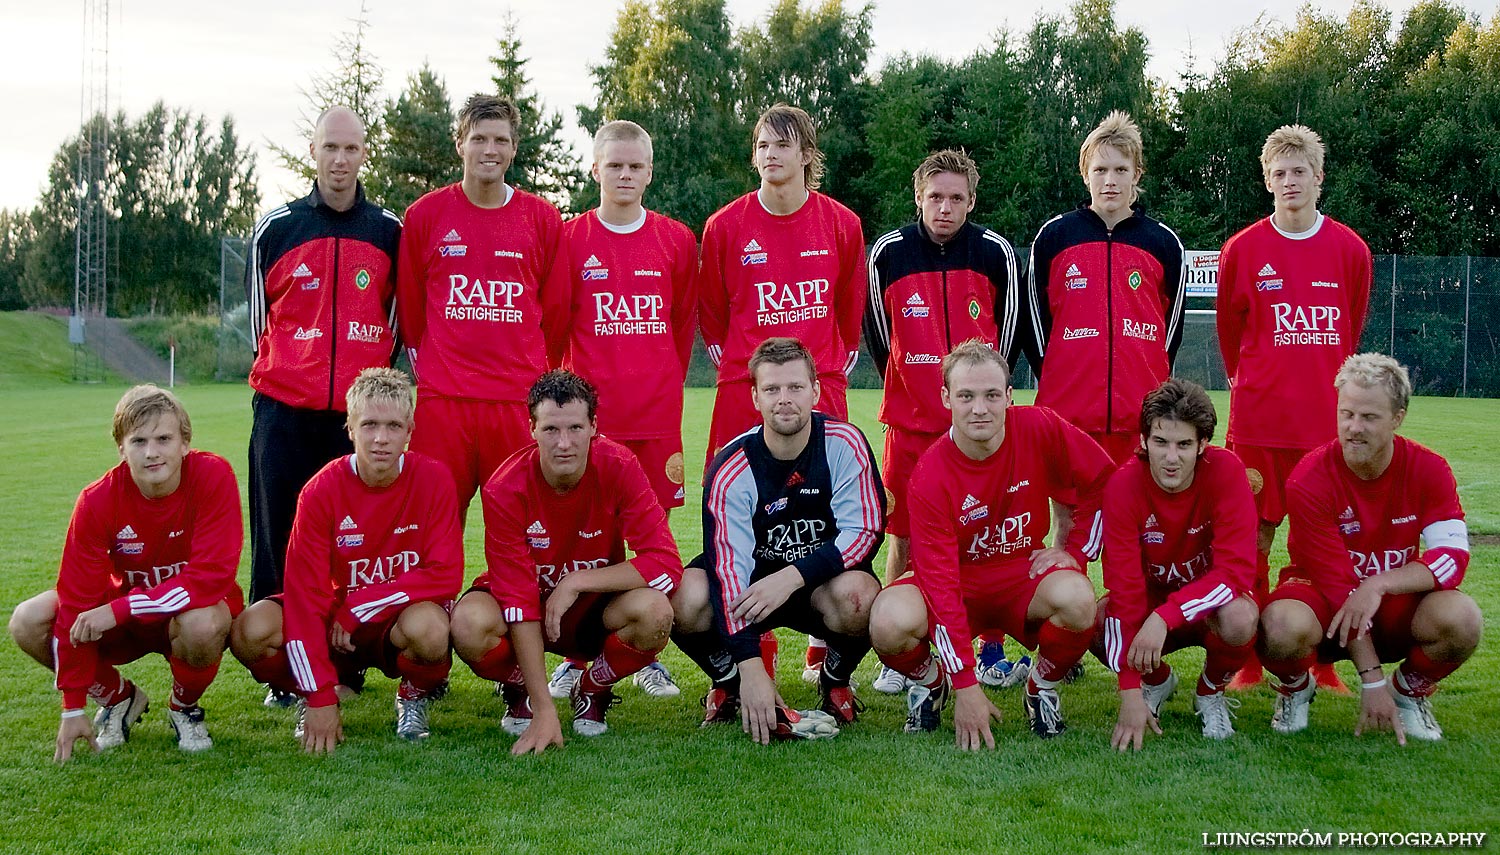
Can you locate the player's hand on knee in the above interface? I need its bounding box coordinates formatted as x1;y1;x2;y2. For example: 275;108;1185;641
301;705;344;755
69;605;117;645
1329;582;1382;647
731;567;804;625
54;714;98;764
1127;615;1169;675
1027;546;1079;579
952;685;1002;751
1355;682;1406;746
1112;690;1160;753
512;707;565;756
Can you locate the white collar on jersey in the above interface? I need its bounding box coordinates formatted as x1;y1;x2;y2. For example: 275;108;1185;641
347;452;405;478
597;207;647;235
1271;211;1325;241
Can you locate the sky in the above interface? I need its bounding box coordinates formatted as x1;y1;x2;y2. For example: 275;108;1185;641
2;0;1494;212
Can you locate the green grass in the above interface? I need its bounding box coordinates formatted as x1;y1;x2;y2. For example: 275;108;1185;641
1;321;1497;851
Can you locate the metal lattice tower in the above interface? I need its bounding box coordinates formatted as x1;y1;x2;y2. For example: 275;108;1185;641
71;0;111;382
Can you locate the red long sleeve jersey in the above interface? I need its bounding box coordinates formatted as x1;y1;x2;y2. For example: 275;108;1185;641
864;220;1021;433
698;192;865;385
53;451;243;710
1027;205;1186;435
561;210;697;439
247;183;402;412
282;452;464;707
1217;215;1371;449
908;407;1114;689
480;436;682;625
396;184;569;402
1286;436;1469;611
1101;447;1259;689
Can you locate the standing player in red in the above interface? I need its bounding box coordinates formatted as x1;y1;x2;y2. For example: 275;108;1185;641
699;103;866;680
230;368;463;752
670;338;883;744
865;149;1025;692
244;105;400;611
547;119;696;701
451;370;681;754
699;102;866;469
9;386;243;761
1098;379;1259;750
1218;124;1372;690
397;93;569;516
1026;111;1186;466
869;341;1114;747
1259;354;1479;742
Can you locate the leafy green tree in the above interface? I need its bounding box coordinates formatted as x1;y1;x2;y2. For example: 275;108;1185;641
490;11;587;211
373;64;460;216
22;104;259;314
580;0;748;232
0;209;35;310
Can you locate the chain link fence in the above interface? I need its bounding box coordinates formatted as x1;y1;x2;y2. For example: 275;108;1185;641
216;238;1496;398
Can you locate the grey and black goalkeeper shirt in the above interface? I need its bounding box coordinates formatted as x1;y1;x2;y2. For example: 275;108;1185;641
701;413;886;661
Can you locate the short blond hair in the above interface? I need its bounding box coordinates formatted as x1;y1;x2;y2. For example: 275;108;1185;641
346;367;415;424
1335;353;1411;414
1260;124;1325;179
914;149;979;198
1079;111;1144;178
941;339;1009;389
113;385;192;446
593;119;653;163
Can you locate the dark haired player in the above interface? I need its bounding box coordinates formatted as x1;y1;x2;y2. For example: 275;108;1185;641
1098;378;1259;750
452;370;681;754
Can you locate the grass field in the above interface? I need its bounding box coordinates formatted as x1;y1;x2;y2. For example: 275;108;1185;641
1;312;1496;853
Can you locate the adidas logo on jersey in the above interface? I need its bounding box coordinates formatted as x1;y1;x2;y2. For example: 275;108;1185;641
442;229;462;242
1144;514;1159;528
339;515;357;531
116;525;138;540
1258;263;1277;277
584;255;602;268
527;521;546;535
743;239;763;253
1340;505;1355;520
961;494;980;511
292;263;313;278
1065;263;1082;277
906;293;925;305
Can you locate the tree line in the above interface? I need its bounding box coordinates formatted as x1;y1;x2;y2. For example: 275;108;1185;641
2;0;1496;318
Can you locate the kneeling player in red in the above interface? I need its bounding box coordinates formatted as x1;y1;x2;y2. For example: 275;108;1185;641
451;370;681;754
1097;379;1259;750
230;368;463;753
670;338;884;744
869;340;1114;747
1259;354;1479;743
9;385;244;761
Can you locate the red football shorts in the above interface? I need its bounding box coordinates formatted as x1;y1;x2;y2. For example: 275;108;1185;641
266;593;444;683
1228;442;1313;526
411;396;532;512
616;435;686;510
893;564;1085;652
1267;572;1425;663
704;373;849;473
881;426;944;539
465;584;616;660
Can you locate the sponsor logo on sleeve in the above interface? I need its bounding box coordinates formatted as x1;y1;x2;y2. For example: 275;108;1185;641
294;327;323;341
904;353;940;364
1062;326;1099;340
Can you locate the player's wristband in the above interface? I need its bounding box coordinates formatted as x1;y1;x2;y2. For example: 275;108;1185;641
1358;665;1382;677
1361;678;1387;691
